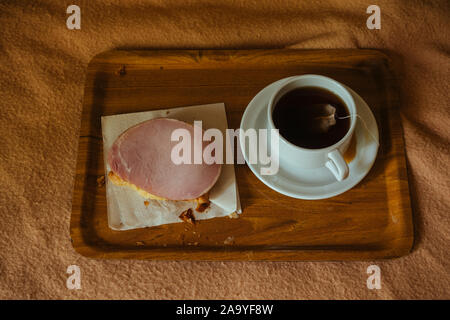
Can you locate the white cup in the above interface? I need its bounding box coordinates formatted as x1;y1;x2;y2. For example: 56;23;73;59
267;75;356;181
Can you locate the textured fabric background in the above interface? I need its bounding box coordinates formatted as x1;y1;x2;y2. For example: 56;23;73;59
0;0;449;299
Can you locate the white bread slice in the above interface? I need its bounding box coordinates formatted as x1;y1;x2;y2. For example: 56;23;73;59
107;171;210;210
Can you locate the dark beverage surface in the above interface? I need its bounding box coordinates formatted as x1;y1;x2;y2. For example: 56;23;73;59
272;87;350;149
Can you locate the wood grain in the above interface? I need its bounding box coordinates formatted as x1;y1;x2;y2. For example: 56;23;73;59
70;49;414;260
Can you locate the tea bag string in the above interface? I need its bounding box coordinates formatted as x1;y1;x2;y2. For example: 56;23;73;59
335;114;380;147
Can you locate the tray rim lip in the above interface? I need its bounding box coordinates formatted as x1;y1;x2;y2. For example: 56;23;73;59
70;48;414;261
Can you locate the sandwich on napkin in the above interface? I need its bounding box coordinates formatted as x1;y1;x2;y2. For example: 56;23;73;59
107;118;222;211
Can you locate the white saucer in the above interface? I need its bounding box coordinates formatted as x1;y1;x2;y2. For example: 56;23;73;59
239;77;379;200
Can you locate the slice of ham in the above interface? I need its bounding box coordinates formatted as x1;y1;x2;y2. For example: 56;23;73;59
107;118;222;200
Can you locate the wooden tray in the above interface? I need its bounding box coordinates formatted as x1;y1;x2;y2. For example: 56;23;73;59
70;49;414;260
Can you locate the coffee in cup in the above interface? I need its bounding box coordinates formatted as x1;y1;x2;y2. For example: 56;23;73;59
272;86;351;149
267;75;356;181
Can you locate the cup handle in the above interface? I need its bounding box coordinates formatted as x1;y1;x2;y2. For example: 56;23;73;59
325;149;349;181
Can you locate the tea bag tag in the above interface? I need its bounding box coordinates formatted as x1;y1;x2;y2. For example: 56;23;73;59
305;104;337;134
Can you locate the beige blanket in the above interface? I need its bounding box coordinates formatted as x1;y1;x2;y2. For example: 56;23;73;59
0;0;448;299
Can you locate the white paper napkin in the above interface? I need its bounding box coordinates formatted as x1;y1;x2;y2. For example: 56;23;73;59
101;103;241;230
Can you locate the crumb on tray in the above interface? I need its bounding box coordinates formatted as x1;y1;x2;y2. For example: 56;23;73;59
224;236;235;245
228;212;239;219
96;175;105;187
179;208;196;225
116;65;126;76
